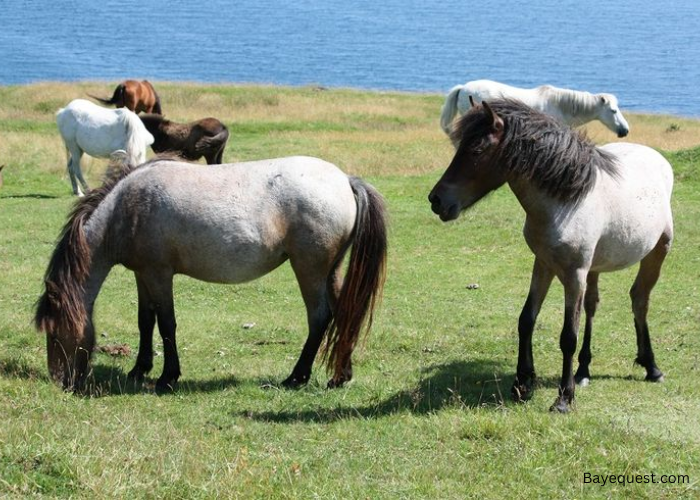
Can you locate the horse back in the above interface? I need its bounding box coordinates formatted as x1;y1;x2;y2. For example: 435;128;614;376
98;158;357;283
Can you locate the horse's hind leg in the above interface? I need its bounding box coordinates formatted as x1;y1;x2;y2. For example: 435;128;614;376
127;274;157;382
282;257;340;388
575;272;600;386
630;233;671;382
513;258;554;402
66;147;85;196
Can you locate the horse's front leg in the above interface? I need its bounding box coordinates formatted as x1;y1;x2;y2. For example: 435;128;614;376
551;269;587;413
127;274;157;383
513;258;554;402
139;273;180;392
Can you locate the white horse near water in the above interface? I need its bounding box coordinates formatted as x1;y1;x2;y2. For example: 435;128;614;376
56;99;154;196
440;80;630;146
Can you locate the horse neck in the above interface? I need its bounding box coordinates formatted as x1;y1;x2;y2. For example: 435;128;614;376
548;88;599;125
507;176;566;225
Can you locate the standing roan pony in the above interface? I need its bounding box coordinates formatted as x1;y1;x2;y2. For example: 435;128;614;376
56;99;154;196
35;155;387;393
139;114;229;164
440;80;630;147
429;99;673;413
89;80;162;114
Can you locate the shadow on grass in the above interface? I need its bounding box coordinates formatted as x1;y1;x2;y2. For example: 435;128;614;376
0;357;48;381
0;193;59;199
239;358;515;423
82;363;240;397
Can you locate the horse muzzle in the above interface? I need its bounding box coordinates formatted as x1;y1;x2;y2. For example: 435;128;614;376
428;192;460;221
617;128;629;138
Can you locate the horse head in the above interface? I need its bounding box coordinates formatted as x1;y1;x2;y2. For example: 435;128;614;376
596;94;629;138
429;100;508;221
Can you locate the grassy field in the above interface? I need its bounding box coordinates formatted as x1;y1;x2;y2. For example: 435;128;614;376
1;82;699;498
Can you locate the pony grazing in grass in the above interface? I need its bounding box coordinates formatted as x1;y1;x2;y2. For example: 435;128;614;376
440;80;630;146
35;155;387;393
56;99;154;196
89;80;162;114
429;99;673;412
139;114;229;164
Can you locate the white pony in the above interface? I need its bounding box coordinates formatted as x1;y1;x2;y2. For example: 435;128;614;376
56;99;154;196
440;80;630;145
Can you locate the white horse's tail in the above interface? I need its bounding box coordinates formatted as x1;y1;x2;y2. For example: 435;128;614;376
121;110;154;165
440;85;463;135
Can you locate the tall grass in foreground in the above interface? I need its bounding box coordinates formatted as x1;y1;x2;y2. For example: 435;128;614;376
0;83;699;498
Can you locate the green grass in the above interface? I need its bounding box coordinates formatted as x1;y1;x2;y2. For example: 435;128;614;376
1;83;699;498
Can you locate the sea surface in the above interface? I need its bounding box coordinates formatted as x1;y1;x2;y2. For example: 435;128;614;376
2;0;699;116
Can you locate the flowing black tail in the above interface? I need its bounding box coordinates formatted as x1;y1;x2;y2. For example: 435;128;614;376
322;177;388;384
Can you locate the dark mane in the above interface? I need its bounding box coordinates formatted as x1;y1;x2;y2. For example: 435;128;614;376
34;156;137;337
452;98;619;201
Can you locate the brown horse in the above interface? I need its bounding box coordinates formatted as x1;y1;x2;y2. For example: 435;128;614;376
89;80;162;114
139;114;229;164
35;155;387;393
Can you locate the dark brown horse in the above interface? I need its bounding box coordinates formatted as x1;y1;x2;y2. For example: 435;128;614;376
139;114;229;164
89;80;162;114
35;155;387;392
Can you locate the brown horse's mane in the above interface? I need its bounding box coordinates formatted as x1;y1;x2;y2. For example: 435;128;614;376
451;98;619;202
34;156;138;338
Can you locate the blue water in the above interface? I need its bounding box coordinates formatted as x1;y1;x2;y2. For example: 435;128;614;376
2;0;699;116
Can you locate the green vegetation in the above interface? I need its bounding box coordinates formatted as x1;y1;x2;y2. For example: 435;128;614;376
1;83;699;498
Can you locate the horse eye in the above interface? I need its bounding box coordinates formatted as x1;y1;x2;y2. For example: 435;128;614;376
611;109;618;114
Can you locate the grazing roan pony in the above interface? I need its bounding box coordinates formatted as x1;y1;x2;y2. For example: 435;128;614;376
139;114;229;164
429;99;673;412
56;99;154;196
89;80;162;114
440;80;630;146
35;155;388;393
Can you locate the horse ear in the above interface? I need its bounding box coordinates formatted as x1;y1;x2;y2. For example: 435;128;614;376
469;95;476;108
482;100;504;140
600;95;608;104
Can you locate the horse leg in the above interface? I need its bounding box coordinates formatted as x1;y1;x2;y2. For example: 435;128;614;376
512;258;554;402
66;147;85;196
140;272;180;392
282;258;340;388
575;272;600;386
551;269;587;413
127;274;157;382
214;145;224;164
631;233;671;382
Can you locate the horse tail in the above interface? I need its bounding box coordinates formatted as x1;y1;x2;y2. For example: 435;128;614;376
322;176;388;383
87;83;126;107
122;109;154;165
194;126;229;154
35;157;134;387
440;85;463;135
151;85;163;115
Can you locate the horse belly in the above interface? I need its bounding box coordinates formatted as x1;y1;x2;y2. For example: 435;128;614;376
591;208;670;272
168;222;288;284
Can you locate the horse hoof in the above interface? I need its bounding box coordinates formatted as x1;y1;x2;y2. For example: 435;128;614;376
549;397;573;413
327;377;347;389
511;376;535;402
645;373;664;383
281;374;309;389
575;376;590;387
127;367;147;383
